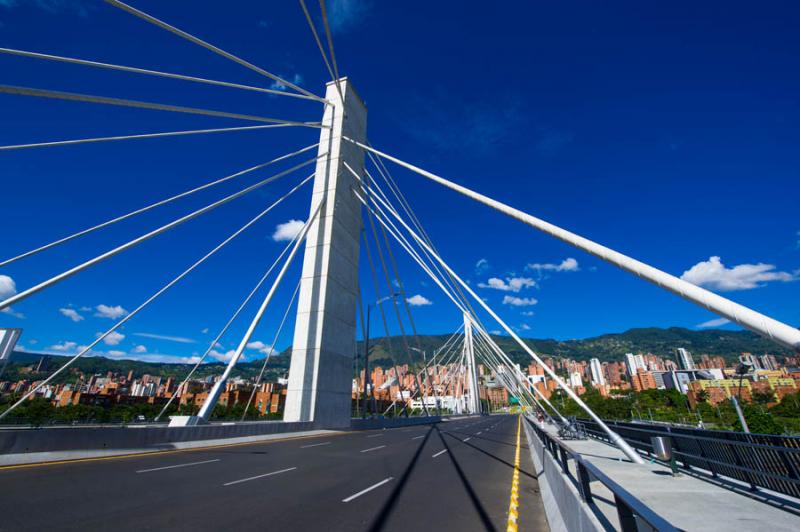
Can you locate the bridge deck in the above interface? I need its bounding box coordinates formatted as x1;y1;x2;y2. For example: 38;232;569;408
0;415;548;532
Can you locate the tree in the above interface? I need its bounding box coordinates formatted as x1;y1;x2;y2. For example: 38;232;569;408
735;405;783;435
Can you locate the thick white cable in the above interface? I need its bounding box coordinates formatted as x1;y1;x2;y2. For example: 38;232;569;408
153;216;305;421
0;174;314;421
0;144;319;267
241;280;301;420
196;198;325;421
0;85;323;128
0;156;319;311
347;138;800;353
0;124;298;152
0;47;322;103
105;0;326;103
358;183;646;463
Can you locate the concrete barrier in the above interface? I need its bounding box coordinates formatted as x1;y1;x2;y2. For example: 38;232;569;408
0;416;442;466
522;416;602;532
350;416;440;430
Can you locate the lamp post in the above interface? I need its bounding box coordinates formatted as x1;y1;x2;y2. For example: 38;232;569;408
362;294;399;419
732;359;753;433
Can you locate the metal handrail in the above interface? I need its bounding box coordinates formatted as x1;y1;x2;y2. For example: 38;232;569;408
579;418;800;498
527;417;679;532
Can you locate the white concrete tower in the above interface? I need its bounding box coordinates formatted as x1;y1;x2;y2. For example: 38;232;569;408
463;313;482;414
283;79;367;428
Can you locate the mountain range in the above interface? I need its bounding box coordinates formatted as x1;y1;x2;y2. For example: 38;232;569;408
5;326;794;381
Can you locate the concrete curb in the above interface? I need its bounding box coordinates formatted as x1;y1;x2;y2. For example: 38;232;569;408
522;417;602;532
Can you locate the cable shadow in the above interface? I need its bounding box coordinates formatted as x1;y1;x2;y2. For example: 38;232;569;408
366;424;435;532
434;425;497;532
443;429;529;451
440;430;539;481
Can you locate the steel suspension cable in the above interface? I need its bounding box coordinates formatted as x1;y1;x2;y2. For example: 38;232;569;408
0;174;314;421
241;280;301;420
360;184;645;463
317;0;346;102
104;0;326;103
0;156;320;311
349;138;800;354
360;230;412;417
196;198;325;420
0;47;322;103
0;144;319;267
298;0;343;103
0;124;298;152
0;85;323;128
153;223;305;421
363;172;429;416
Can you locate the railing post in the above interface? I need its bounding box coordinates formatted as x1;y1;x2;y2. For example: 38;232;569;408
577;461;594;504
729;442;758;491
614;494;638;532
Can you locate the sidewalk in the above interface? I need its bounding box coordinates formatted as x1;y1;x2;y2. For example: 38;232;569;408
540;424;800;531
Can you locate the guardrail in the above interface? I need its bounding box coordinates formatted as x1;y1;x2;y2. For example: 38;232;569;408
579;418;800;499
528;418;679;532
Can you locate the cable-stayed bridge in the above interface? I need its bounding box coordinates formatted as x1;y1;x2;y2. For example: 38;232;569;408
1;2;799;531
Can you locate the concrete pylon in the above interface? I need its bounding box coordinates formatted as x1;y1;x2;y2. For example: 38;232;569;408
283;79;367;428
463;314;481;414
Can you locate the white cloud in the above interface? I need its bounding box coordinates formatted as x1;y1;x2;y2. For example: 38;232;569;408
521;311;535;317
131;345;147;353
328;0;371;33
59;308;84;322
102;331;125;346
0;274;17;299
201;328;209;334
519;323;531;331
94;304;128;320
272;219;305;242
478;276;537;292
133;332;195;344
1;307;24;319
696;317;731;329
526;258;579;272
502;295;538;307
247;340;276;356
210;349;237;362
407;294;432;306
107;350;126;357
269;73;304;92
680;256;798;291
49;341;77;352
475;258;490;275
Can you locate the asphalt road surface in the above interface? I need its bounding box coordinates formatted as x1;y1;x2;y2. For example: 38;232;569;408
0;414;549;532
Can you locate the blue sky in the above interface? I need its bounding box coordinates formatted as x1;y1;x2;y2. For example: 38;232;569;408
0;1;798;364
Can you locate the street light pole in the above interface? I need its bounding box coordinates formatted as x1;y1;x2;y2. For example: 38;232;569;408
362;294;402;419
362;305;371;419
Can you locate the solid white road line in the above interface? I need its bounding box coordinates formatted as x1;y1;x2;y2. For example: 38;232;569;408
463;437;472;442
411;435;425;440
342;477;394;502
360;445;386;453
300;442;331;449
136;459;220;473
223;467;297;486
432;449;448;458
366;433;385;438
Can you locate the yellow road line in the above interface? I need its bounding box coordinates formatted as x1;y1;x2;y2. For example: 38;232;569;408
0;430;349;472
507;414;522;532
